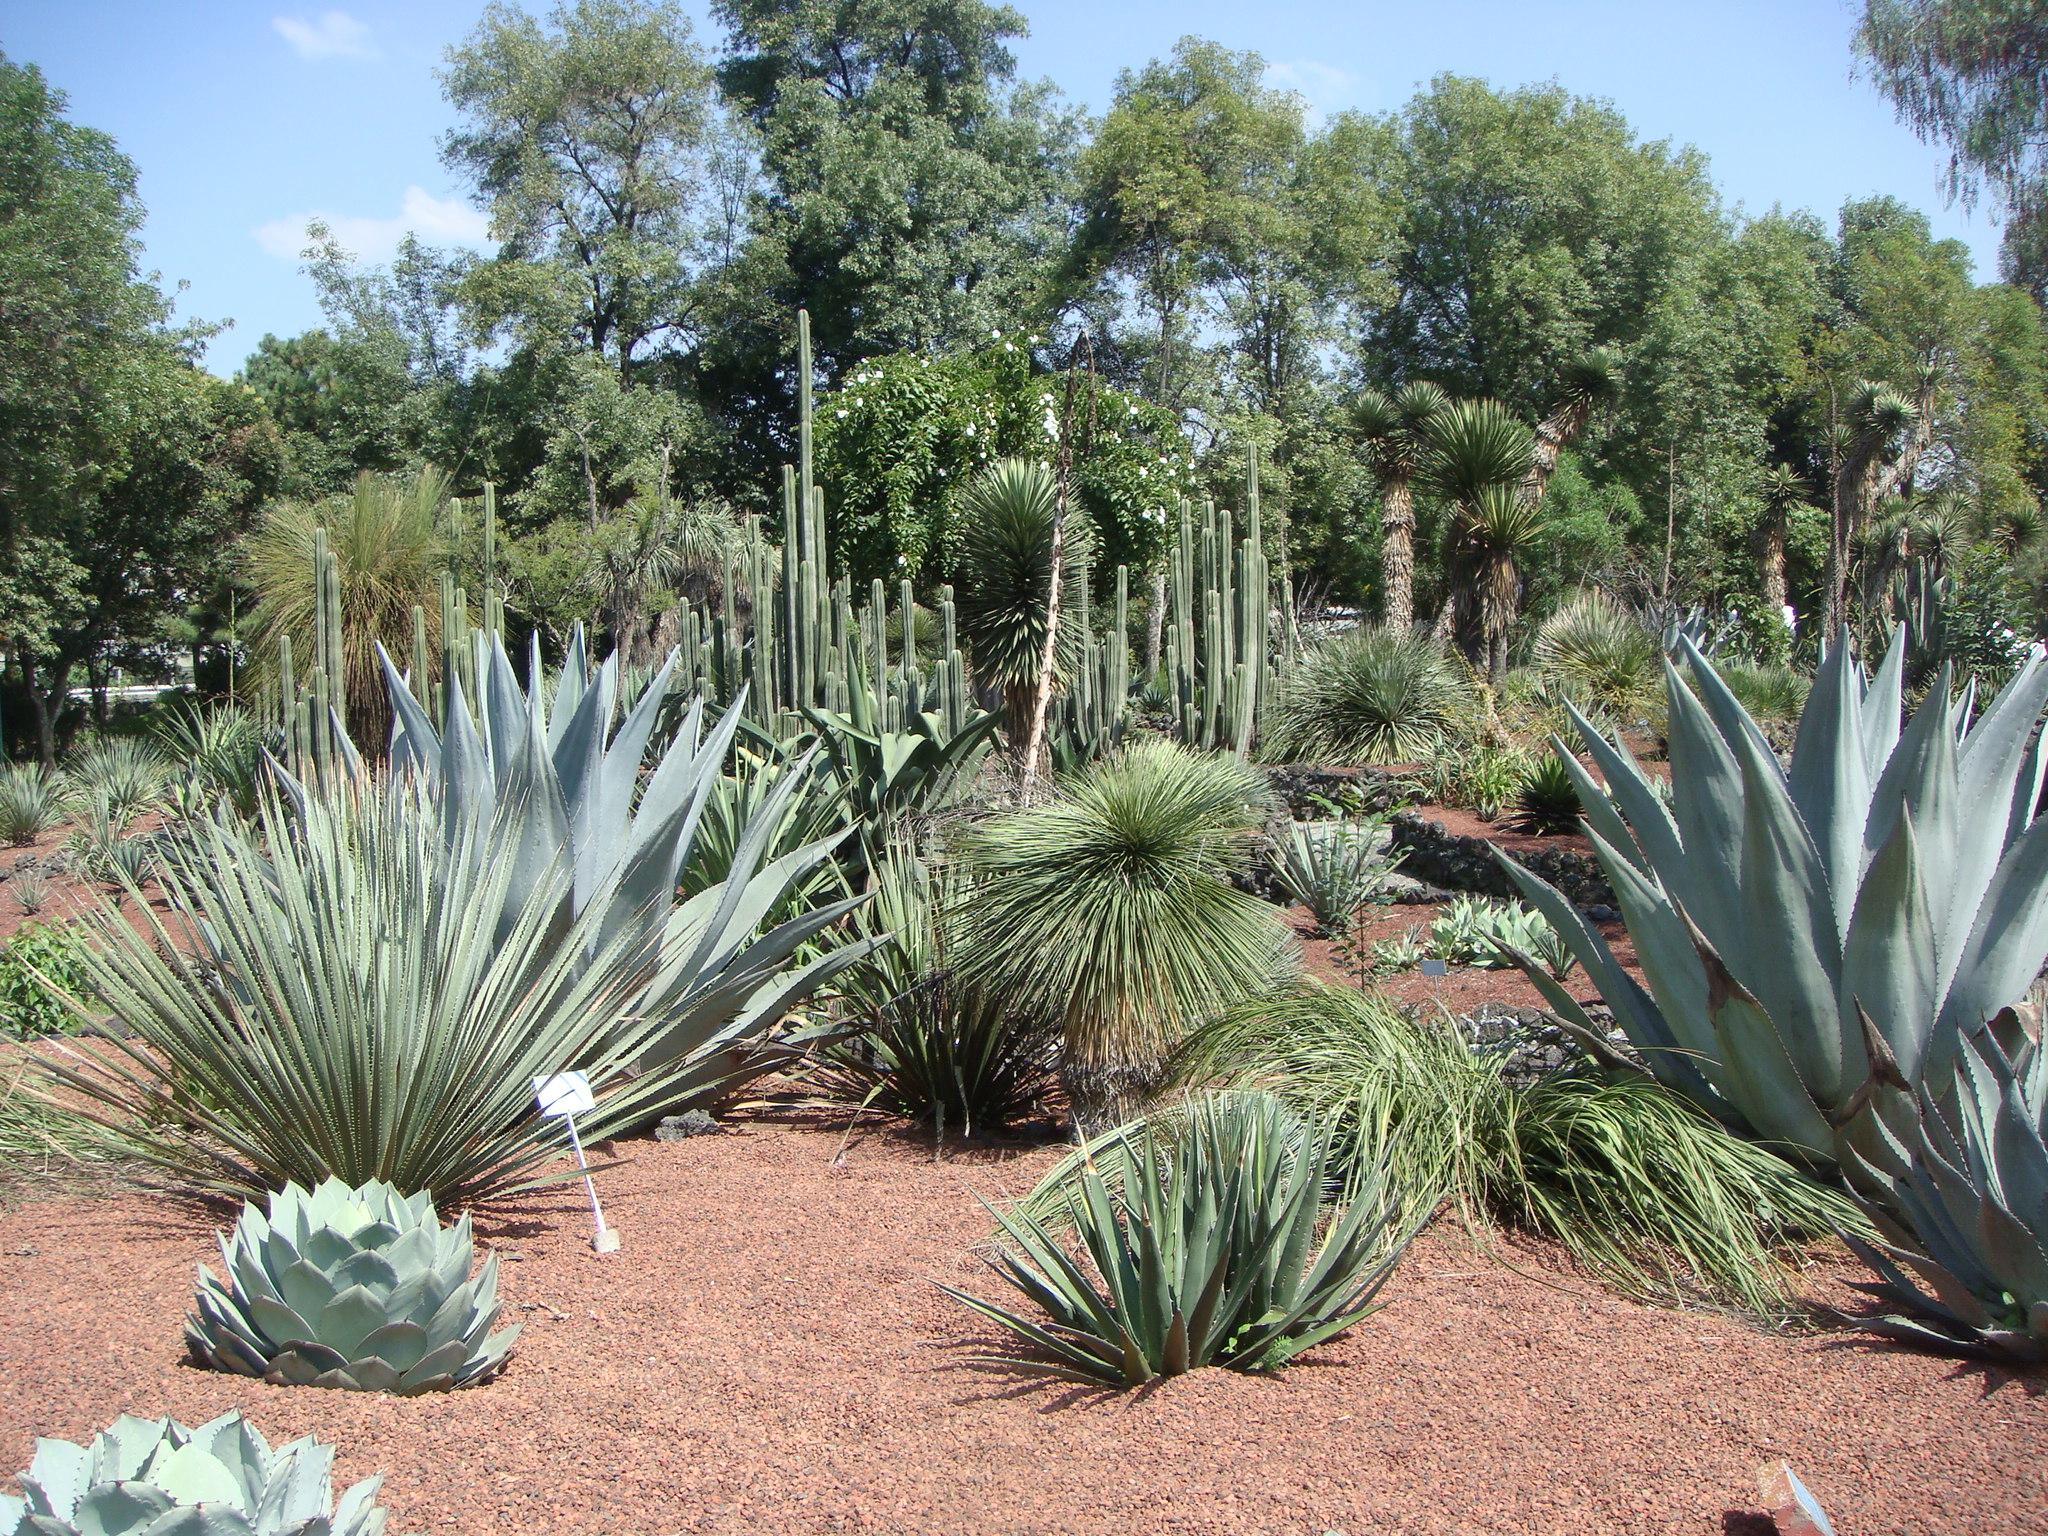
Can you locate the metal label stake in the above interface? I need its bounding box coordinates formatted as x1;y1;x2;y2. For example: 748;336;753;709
533;1072;620;1254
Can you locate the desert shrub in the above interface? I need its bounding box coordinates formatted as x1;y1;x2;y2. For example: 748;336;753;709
1713;661;1810;723
809;845;1053;1135
951;741;1294;1130
0;922;94;1039
1264;626;1468;765
943;1090;1415;1384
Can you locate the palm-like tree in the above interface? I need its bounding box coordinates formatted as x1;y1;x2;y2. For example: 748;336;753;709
951;741;1294;1131
954;459;1094;751
1422;400;1540;682
243;468;449;744
1525;348;1621;507
1353;380;1448;630
1826;380;1920;635
1757;463;1811;621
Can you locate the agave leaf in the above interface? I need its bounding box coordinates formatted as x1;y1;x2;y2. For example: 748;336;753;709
1785;632;1873;940
1840;813;1937;1089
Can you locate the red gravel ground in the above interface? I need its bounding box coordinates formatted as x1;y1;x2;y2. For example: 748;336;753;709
2;1121;2042;1536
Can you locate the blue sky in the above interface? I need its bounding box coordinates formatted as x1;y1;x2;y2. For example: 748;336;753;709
1;0;1999;374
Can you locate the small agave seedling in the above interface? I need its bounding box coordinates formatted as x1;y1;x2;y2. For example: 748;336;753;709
0;1409;391;1536
188;1177;519;1394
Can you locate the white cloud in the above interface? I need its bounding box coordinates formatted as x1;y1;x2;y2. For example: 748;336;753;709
274;11;379;61
254;187;493;263
1264;61;1360;123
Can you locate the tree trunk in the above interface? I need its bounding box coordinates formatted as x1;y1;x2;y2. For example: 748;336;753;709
1380;476;1415;630
24;656;71;770
1761;507;1788;622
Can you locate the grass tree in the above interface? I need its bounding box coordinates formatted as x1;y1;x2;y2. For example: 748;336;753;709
951;741;1294;1132
1353;380;1447;630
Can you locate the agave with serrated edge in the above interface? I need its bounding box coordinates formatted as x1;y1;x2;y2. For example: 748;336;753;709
1840;1010;2048;1363
1;1410;390;1536
187;1177;518;1394
1495;630;2048;1192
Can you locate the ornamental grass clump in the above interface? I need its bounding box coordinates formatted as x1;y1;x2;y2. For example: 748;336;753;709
1263;626;1466;765
1173;986;1861;1317
0;1410;391;1536
942;1090;1415;1385
189;1177;518;1394
951;742;1294;1131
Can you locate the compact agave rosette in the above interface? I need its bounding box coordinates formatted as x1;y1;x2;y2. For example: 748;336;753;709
0;1410;390;1536
187;1177;519;1394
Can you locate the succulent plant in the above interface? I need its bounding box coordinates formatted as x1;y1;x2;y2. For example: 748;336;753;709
0;1410;391;1535
1269;817;1400;934
187;1177;518;1394
1497;631;2048;1189
1843;1013;2048;1363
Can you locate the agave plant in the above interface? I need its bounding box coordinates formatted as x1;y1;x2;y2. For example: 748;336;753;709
0;1410;390;1536
1263;626;1467;765
1842;1015;2048;1363
803;702;1001;870
1497;631;2048;1191
1507;751;1582;834
382;629;876;1095
941;1091;1414;1385
951;742;1294;1130
1269;817;1400;934
189;1176;519;1393
0;765;64;845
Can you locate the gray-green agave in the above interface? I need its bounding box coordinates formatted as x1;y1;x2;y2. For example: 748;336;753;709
187;1177;518;1394
1498;631;2048;1186
381;627;875;1099
1;1410;389;1536
1844;1013;2048;1363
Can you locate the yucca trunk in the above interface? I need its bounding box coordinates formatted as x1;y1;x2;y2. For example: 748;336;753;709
1761;506;1788;618
1380;477;1416;630
1482;548;1519;684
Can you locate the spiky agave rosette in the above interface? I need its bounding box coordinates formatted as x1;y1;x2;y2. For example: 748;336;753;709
187;1177;520;1394
0;1409;390;1536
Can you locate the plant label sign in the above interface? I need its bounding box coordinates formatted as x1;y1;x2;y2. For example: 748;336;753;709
533;1072;596;1117
1419;959;1449;976
531;1072;618;1254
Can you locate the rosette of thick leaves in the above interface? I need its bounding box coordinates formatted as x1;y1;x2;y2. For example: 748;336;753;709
0;1410;389;1536
1845;1013;2048;1363
187;1177;518;1394
1497;630;2048;1190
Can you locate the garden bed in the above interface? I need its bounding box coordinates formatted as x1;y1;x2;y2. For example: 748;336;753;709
1;1119;2040;1536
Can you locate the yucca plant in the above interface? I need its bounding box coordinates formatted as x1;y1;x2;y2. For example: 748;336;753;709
1422;400;1542;682
189;1176;519;1393
951;742;1295;1130
1508;750;1582;834
1264;626;1467;765
0;1411;392;1536
10;869;48;916
953;458;1095;746
64;737;170;822
1841;1014;2048;1363
942;1091;1415;1385
1269;816;1401;934
1532;591;1658;716
1497;631;2048;1197
1175;987;1862;1316
0;764;64;845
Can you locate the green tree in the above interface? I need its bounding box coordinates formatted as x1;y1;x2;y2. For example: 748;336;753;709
0;57;280;763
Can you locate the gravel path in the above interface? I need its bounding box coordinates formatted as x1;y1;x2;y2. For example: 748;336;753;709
2;1122;2041;1535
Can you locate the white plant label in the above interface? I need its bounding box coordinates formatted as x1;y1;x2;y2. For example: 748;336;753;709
533;1072;596;1117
